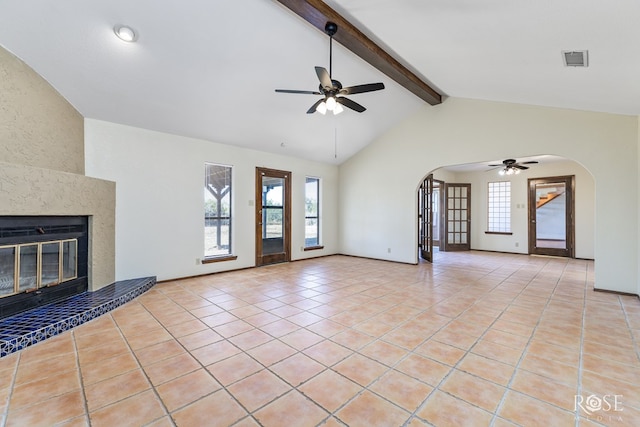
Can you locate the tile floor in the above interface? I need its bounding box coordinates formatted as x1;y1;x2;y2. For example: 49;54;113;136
0;252;638;427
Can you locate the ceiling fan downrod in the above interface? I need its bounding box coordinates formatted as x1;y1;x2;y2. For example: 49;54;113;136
325;22;338;78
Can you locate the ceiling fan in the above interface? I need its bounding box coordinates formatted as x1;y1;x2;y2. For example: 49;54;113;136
488;158;539;175
275;22;385;115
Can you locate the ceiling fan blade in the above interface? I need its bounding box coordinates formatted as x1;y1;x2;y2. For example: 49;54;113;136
520;161;539;165
514;165;529;170
339;82;385;95
315;66;333;90
488;164;503;167
306;98;324;114
275;89;322;95
337;97;366;113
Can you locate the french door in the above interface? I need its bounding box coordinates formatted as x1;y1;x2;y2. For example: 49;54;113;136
418;174;434;262
444;183;471;251
528;176;574;257
255;167;291;266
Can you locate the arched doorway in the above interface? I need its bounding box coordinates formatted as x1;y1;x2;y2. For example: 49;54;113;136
417;155;594;263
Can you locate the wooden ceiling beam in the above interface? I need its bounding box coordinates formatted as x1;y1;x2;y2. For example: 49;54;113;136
274;0;442;105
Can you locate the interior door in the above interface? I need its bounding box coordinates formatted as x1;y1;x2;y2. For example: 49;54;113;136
528;176;574;257
433;179;444;250
256;168;291;266
418;174;434;262
444;183;471;251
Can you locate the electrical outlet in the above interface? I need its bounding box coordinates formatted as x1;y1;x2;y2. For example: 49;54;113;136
387;248;391;253
195;258;200;265
515;242;519;247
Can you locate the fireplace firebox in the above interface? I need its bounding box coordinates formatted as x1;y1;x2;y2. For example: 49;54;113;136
0;216;88;319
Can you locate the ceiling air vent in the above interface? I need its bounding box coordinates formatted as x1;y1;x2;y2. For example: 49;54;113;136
562;50;588;67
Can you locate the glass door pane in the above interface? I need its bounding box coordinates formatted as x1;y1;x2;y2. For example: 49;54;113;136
535;182;567;249
262;176;284;255
41;242;61;286
18;244;38;292
62;240;78;281
0;246;16;297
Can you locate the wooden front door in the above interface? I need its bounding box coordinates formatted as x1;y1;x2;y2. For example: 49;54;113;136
528;176;574;257
255;167;291;266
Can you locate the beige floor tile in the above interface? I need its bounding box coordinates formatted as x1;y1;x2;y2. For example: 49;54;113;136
359;340;407;366
254;390;328;427
336;391;409;427
370;370;433;412
472;339;524;366
227;369;290;412
299;369;362;412
457;353;515;386
228;328;273;350
510;370;577;411
247;340;297;366
395;353;451;386
303;340;353;367
133;338;185;366
416;389;493;427
206;352;263;386
15;352;79;385
414;339;467;366
177;328;223;350
518;353;578;387
124;327;174;350
499;390;575;427
333;354;388;387
190;339;240;365
258;318;300;337
89;389;166;427
440;369;506;412
279;329;324;350
10;368;81;410
5;391;85;427
163;318;208;337
270;353;325;386
85;369;150;411
155;369;220;412
144;352;201;386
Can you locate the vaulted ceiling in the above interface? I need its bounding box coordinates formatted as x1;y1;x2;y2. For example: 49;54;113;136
1;0;638;164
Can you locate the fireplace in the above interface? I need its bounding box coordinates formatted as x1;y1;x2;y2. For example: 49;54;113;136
0;216;88;319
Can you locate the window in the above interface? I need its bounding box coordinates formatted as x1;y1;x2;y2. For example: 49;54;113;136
487;181;511;233
204;163;233;259
304;177;321;248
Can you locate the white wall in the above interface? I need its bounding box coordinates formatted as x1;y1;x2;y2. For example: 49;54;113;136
339;97;638;294
85;119;339;282
451;160;594;259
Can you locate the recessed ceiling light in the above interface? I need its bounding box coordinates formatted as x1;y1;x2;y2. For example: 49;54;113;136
114;25;138;42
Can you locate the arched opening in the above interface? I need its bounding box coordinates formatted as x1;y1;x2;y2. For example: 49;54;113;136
417;155;595;264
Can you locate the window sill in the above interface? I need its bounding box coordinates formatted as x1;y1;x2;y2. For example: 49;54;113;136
201;255;238;264
303;245;324;252
484;231;513;236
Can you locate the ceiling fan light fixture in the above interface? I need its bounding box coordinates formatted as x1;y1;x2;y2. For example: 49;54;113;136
316;101;327;115
333;102;344;115
326;96;337;111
